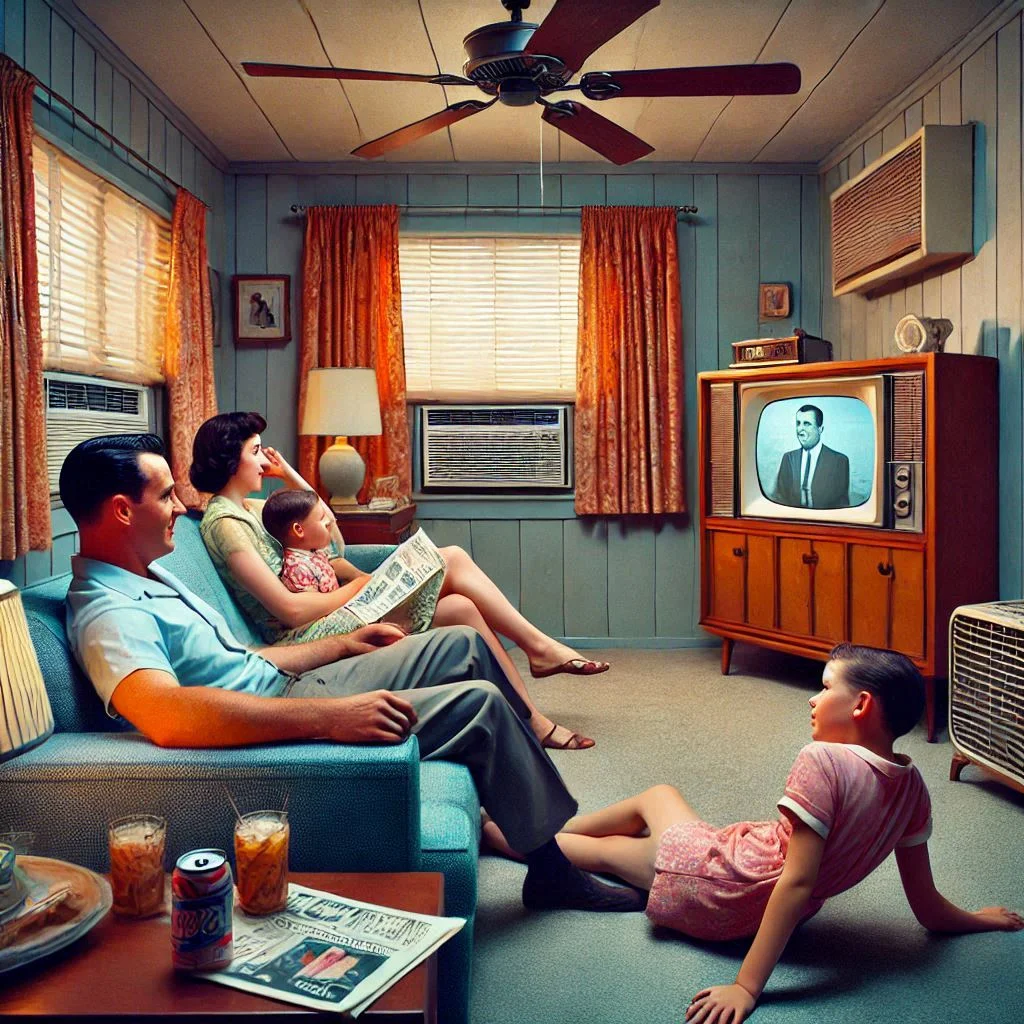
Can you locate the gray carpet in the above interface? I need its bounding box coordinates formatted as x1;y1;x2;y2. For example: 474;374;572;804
470;646;1024;1024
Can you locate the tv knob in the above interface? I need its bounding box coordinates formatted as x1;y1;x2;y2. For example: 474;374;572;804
894;490;912;518
894;464;911;489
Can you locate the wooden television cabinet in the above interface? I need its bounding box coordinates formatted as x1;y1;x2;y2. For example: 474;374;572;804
698;353;998;742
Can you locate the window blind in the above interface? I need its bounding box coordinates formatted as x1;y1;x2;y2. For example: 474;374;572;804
33;139;171;386
399;236;580;402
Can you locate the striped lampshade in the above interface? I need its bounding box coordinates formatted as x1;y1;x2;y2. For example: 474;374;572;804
0;580;54;761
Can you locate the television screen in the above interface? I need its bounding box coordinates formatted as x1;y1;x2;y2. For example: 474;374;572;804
755;397;875;510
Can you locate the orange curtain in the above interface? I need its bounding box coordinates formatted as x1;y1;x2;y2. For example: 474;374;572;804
0;56;50;559
575;205;685;516
298;205;410;503
164;188;217;509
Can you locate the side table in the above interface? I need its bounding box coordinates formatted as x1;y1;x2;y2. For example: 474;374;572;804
335;503;417;546
0;871;441;1024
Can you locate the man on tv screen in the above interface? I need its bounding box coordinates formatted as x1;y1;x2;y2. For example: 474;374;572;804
774;404;850;508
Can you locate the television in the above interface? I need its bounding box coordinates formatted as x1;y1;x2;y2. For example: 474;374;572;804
709;369;924;532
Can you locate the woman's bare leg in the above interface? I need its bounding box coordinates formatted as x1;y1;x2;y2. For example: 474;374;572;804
432;594;593;748
438;546;604;675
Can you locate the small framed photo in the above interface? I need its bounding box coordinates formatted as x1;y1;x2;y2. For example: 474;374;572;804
232;274;290;344
759;282;791;320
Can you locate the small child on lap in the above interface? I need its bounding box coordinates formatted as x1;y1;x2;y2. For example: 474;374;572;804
262;489;347;594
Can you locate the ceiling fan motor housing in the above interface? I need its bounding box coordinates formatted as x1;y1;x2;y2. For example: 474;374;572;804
462;21;571;100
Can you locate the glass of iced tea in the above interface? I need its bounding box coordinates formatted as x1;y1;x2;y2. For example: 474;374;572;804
108;814;167;918
234;810;289;915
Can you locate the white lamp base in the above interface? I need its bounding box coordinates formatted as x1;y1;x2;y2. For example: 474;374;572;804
318;438;365;511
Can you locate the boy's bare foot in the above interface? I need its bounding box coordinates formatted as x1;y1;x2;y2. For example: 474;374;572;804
480;815;525;861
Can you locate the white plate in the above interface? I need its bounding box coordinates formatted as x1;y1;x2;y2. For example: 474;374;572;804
0;856;112;973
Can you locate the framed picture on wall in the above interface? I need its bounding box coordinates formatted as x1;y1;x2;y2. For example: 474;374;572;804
232;274;291;344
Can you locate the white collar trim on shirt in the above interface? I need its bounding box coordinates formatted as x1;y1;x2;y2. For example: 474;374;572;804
843;743;913;777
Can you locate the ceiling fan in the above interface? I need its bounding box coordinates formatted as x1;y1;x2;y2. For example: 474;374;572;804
243;0;801;165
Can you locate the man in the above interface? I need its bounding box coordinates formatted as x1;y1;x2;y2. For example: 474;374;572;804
61;434;640;914
774;404;849;509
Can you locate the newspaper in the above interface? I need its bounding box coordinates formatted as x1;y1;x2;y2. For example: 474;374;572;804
342;529;446;633
204;882;464;1016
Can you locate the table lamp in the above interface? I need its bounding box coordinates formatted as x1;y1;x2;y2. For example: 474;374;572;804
0;580;54;763
301;367;383;510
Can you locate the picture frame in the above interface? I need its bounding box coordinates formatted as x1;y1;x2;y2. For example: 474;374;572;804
232;274;291;344
759;282;791;320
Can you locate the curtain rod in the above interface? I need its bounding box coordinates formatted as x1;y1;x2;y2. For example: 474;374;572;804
32;79;208;208
289;203;698;216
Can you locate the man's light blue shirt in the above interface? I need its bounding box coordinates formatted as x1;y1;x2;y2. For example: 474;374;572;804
66;556;288;716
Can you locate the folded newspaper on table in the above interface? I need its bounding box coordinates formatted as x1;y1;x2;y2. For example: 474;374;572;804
342;528;445;634
205;882;464;1016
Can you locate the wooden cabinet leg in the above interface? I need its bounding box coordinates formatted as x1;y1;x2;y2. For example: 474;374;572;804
924;676;937;742
950;752;971;782
721;639;734;675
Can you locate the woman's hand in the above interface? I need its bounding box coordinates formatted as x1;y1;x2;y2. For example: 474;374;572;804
262;446;305;487
685;984;756;1024
338;623;407;656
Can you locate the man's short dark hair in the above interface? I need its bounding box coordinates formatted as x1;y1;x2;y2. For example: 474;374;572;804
261;489;319;547
189;412;267;494
59;433;165;525
798;404;824;427
829;643;925;738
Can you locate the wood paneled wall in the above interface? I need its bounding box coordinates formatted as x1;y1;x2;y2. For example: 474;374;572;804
0;0;229;588
225;169;820;643
820;13;1023;599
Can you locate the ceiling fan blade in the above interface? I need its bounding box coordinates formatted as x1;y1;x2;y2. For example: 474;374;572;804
580;63;802;100
352;100;495;159
525;0;660;74
242;62;473;86
541;100;653;165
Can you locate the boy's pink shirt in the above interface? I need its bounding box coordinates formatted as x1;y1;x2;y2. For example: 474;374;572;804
779;741;932;901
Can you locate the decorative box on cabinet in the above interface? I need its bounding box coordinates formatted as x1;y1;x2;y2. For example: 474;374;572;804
698;354;998;742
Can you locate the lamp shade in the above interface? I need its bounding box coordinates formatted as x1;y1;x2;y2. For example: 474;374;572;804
0;580;54;762
301;367;382;437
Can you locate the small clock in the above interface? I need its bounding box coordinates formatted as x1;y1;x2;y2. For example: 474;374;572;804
730;329;833;369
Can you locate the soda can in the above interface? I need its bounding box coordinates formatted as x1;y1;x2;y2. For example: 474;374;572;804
171;848;234;971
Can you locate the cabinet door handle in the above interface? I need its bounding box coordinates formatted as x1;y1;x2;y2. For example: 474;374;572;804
877;562;894;576
733;547;745;557
802;552;819;565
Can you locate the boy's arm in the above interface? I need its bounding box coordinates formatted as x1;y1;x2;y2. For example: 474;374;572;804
895;843;1024;933
686;818;825;1024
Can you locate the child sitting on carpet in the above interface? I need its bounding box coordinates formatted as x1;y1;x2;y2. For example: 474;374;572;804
487;642;1023;1022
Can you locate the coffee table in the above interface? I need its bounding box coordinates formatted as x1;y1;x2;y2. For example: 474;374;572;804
0;871;442;1023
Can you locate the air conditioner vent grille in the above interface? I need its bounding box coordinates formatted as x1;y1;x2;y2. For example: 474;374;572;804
47;379;141;415
949;603;1024;789
421;405;571;490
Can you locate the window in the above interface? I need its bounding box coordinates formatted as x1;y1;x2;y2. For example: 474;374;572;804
399;236;580;402
33;138;171;385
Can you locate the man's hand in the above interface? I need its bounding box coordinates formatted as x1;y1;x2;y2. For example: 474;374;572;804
337;623;407;657
685;984;756;1024
323;690;418;743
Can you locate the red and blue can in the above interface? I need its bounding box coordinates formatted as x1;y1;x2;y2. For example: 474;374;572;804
171;848;234;971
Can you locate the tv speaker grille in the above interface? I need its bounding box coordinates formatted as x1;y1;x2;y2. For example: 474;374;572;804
949;605;1024;788
709;384;735;517
891;372;924;462
832;139;922;292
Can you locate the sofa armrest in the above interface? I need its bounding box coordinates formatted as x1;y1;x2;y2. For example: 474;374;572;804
0;733;422;874
344;544;397;573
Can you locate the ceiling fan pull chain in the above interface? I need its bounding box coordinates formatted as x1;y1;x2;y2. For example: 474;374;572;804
539;113;544;207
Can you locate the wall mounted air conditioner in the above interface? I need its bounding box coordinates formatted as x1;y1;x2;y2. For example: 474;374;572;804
830;124;974;298
420;405;572;491
44;372;152;495
948;602;1024;793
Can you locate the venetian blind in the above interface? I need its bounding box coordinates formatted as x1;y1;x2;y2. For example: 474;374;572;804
33;139;171;385
399;236;580;402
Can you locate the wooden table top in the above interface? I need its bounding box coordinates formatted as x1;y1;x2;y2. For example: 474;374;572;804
0;871;442;1023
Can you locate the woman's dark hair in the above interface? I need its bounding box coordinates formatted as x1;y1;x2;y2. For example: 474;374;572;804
261;489;319;546
59;433;165;525
829;643;925;738
189;412;267;494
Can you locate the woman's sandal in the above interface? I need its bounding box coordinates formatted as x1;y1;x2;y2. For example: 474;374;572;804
541;724;596;750
530;658;610;680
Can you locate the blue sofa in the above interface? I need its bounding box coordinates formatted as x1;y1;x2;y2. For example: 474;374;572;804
1;513;481;1023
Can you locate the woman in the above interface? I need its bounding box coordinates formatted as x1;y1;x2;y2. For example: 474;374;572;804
190;412;608;750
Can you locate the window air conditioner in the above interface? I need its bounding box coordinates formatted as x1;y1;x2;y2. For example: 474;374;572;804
44;372;152;495
420;405;572;491
948;601;1024;793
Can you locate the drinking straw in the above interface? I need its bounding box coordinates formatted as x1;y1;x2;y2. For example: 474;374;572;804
223;786;244;826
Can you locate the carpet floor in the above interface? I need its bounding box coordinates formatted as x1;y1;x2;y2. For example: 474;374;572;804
469;645;1024;1024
